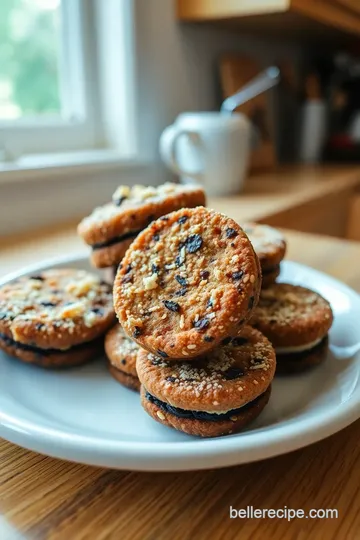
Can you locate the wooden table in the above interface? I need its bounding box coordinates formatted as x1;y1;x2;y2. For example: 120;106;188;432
1;227;360;540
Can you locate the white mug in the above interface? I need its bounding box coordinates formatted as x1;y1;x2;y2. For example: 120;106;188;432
159;112;251;196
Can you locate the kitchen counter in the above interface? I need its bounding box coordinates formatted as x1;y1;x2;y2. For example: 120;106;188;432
0;223;360;539
210;166;360;237
1;165;359;246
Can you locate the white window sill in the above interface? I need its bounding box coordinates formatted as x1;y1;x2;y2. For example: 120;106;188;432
0;149;151;184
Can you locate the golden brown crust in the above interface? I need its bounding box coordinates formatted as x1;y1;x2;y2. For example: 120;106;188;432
108;362;140;391
250;283;333;347
78;184;206;246
141;385;271;437
105;324;139;377
90;238;134;268
115;208;261;359
136;326;275;411
242;223;286;268
276;336;328;374
0;334;103;368
0;269;115;349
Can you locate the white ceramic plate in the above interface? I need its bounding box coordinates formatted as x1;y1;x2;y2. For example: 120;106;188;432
0;256;359;471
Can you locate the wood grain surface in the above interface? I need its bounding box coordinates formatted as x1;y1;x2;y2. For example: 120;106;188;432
177;0;360;36
0;225;360;540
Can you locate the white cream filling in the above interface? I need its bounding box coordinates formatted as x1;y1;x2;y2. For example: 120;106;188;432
200;408;237;415
276;336;324;355
173;400;251;415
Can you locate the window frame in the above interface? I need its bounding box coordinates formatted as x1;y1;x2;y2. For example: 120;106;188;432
0;0;138;165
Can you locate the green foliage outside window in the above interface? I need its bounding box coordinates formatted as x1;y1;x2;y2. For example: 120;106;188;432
0;0;61;119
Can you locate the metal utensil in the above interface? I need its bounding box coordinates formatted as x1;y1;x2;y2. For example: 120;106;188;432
220;66;280;114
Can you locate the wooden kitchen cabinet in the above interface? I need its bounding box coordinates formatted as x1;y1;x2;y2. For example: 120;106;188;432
331;0;360;16
177;0;360;39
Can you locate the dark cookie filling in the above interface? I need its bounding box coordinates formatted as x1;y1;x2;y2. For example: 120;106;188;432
0;332;102;357
262;264;280;275
277;336;328;363
145;391;265;422
91;229;143;251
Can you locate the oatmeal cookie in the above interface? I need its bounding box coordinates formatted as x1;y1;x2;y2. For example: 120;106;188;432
137;326;275;437
105;324;140;391
114;207;261;359
0;269;115;367
242;223;286;288
250;283;333;373
78;183;206;268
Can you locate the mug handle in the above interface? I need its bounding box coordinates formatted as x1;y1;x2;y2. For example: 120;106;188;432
159;125;203;180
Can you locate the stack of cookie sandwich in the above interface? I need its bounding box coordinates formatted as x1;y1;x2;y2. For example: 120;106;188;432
241;223;287;288
105;324;141;392
240;223;333;372
113;206;277;438
239;224;334;373
77;183;206;273
251;283;333;373
0;269;115;368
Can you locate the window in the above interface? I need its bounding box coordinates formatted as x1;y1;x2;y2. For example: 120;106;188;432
0;0;62;119
0;0;137;168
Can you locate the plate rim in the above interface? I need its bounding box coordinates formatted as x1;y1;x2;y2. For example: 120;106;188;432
0;253;359;471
